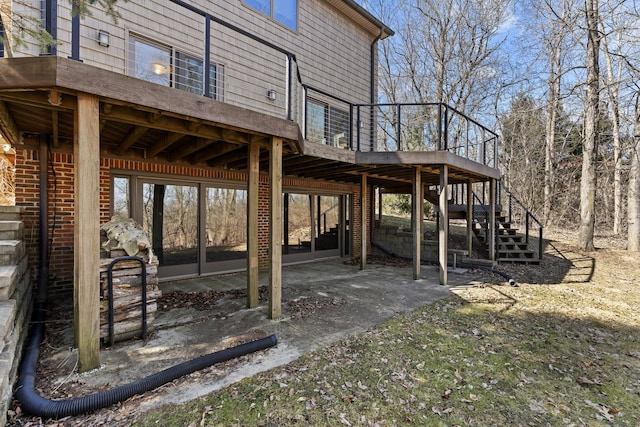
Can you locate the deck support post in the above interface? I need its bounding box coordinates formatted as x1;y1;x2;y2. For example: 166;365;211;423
74;93;100;372
439;165;449;285
360;173;368;270
466;179;473;256
269;137;283;319
413;167;423;280
247;142;259;308
489;178;497;262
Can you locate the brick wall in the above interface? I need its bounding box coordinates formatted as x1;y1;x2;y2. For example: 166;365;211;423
15;148;360;295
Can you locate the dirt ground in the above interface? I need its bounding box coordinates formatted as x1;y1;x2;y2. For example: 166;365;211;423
7;227;639;426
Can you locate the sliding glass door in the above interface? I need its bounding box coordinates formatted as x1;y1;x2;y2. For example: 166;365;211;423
282;192;347;263
115;174;351;279
203;187;248;273
141;181;199;277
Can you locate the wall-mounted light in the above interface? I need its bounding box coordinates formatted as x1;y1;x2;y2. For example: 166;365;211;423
152;61;168;75
267;90;277;101
97;30;110;47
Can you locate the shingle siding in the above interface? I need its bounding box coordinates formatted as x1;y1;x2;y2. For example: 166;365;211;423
10;0;377;114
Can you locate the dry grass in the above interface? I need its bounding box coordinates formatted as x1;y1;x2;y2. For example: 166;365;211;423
129;229;640;427
11;227;638;426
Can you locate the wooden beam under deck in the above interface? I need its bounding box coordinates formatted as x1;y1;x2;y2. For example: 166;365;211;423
116;125;148;155
269;137;283;319
413;167;422;280
247;142;260;308
189;141;238;164
360;173;368;271
147;132;184;158
74;93;101;372
0;100;20;146
166;137;210;162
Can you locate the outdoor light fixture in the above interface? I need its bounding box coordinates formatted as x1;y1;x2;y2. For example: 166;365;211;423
97;30;110;47
152;61;168;75
267;89;277;101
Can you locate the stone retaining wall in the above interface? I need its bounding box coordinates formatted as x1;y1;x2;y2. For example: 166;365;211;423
0;206;33;426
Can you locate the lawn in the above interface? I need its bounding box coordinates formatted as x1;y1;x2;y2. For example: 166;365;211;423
129;230;640;426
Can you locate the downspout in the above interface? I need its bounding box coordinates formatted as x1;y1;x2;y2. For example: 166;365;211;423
367;26;384;240
38;136;49;305
368;27;384;151
370;26;384;104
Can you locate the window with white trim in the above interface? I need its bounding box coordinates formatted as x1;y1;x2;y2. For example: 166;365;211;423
245;0;297;30
128;34;224;100
307;99;350;149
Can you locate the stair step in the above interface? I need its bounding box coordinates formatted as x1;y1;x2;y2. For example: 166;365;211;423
498;245;530;252
498;257;541;264
498;249;536;255
0;256;28;299
498;235;525;243
0;207;23;222
0;221;24;241
0;241;24;266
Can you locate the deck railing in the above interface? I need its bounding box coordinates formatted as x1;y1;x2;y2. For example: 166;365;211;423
300;88;499;168
4;0;497;167
498;183;544;260
353;103;498;167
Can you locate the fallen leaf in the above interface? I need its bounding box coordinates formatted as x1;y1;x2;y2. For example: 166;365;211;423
577;377;602;386
529;401;546;414
339;413;352;426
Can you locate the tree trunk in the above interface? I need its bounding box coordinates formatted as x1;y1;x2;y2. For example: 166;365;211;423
628;95;640;251
152;184;165;263
579;0;599;251
544;42;560;225
600;19;623;235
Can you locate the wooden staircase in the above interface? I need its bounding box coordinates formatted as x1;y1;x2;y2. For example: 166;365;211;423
424;184;542;264
472;206;541;264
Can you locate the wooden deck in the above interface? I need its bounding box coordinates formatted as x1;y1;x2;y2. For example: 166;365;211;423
0;57;498;188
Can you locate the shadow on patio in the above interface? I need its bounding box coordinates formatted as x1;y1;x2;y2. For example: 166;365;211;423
34;258;487;415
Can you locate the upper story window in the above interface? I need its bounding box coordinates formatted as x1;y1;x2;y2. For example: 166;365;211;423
245;0;297;31
307;99;350;149
128;34;224;100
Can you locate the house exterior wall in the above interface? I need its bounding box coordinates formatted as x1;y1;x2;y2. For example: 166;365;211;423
8;0;381;293
15;147;360;295
10;0;377;120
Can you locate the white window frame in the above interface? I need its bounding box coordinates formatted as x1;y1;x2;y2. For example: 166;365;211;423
244;0;298;31
128;33;225;100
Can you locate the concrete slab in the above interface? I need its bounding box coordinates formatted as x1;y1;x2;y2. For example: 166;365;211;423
37;259;483;414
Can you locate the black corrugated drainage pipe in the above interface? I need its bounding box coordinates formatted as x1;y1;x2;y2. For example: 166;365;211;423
15;326;277;419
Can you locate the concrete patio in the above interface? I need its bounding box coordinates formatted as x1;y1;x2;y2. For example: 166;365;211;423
36;259;483;415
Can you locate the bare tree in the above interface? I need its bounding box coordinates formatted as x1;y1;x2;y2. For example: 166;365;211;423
538;0;578;225
599;6;629;235
579;0;600;251
375;0;510;112
629;93;640;251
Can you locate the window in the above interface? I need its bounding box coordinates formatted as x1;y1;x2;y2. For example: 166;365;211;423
245;0;297;30
128;34;224;100
129;35;171;87
112;176;131;218
206;188;247;262
306;99;350;149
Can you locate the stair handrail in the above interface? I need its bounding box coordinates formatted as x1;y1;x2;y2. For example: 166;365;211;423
472;191;498;260
499;182;544;260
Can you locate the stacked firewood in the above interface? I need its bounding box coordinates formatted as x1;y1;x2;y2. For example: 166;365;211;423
99;250;161;343
99;216;161;344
